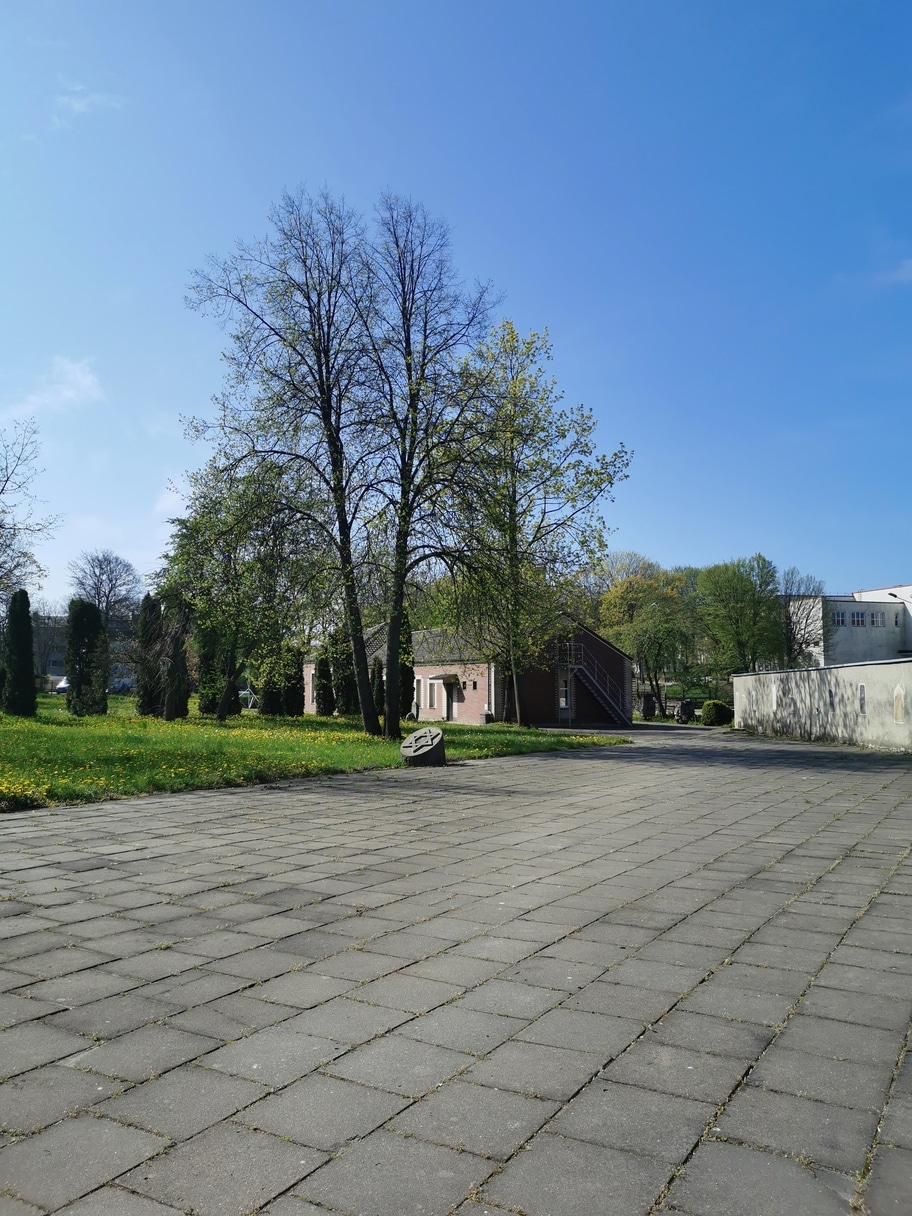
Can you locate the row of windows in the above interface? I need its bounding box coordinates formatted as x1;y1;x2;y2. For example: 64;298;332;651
832;610;897;628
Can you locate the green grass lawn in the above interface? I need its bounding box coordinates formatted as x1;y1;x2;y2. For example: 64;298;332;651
0;695;629;811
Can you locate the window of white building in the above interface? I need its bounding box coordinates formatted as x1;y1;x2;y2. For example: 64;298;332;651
871;611;886;627
832;610;846;627
428;682;436;709
851;611;866;627
415;678;421;709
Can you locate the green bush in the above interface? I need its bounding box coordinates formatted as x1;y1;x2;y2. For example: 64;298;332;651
701;699;734;726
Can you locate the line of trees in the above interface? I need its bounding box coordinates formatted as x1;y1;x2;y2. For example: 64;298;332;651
156;187;627;734
596;551;830;715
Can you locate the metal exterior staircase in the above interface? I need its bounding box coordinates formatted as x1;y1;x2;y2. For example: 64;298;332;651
556;642;632;728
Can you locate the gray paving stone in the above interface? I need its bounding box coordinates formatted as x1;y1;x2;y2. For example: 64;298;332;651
666;1140;858;1215
206;991;302;1028
0;1021;90;1078
0;992;61;1029
395;1004;526;1054
464;1039;604;1100
717;1084;879;1171
796;984;911;1031
282;996;411;1043
254;970;356;1007
0;1114;168;1210
72;1024;218;1081
238;1071;409;1149
566;980;680;1023
546;1078;715;1161
747;1048;891;1111
55;1187;185;1213
455;978;565;1019
515;1008;642;1058
324;1032;471;1096
120;1122;327;1215
48;992;182;1037
776;1014;900;1066
879;1095;912;1148
97;1064;267;1138
390;1078;558;1159
297;1128;489;1215
603;1041;750;1103
204;1027;345;1086
0;1196;43;1215
646;1012;775;1059
348;973;462;1013
678;982;796;1026
0;1064;118;1133
482;1130;670;1216
863;1144;912;1212
814;963;912;1001
401;952;505;986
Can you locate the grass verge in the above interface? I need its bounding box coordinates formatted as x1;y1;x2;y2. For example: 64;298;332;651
0;695;630;811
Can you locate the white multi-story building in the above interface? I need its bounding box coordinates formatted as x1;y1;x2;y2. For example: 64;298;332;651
803;585;912;667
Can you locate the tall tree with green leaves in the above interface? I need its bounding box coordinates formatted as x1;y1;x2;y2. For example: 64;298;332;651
65;598;108;716
162;459;322;721
697;554;784;675
188;190;383;735
600;567;691;716
2;589;36;717
450;321;629;723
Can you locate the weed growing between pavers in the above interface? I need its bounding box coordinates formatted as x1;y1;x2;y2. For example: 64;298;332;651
0;695;629;810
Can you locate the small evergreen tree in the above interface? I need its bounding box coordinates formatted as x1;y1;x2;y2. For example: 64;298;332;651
161;593;191;721
370;656;385;718
259;681;283;714
135;593;164;716
398;609;415;719
65;598;108;716
281;646;305;717
196;625;221;714
314;648;334;715
329;628;358;714
2;589;36;717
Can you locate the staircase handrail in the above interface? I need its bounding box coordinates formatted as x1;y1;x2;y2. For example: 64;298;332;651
556;642;630;721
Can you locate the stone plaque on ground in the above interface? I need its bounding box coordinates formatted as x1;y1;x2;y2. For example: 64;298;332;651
401;727;446;767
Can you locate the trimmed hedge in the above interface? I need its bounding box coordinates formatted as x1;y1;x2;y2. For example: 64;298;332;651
701;699;734;726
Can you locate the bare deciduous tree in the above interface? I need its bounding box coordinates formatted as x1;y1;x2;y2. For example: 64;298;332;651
0;418;58;598
780;566;831;667
68;549;142;625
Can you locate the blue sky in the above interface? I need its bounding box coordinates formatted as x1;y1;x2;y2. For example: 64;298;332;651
2;0;911;605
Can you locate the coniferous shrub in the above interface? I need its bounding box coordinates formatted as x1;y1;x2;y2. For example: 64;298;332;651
135;593;164;716
329;629;358;715
281;647;305;717
65;598;108;716
259;683;283;714
161;593;191;721
370;656;385;717
701;699;734;726
398;609;415;719
314;649;334;715
2;589;36;717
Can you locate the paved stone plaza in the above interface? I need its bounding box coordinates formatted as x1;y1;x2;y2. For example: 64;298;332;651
1;728;911;1215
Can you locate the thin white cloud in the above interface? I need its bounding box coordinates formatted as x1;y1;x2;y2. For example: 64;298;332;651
52;82;124;128
4;357;104;420
877;258;912;286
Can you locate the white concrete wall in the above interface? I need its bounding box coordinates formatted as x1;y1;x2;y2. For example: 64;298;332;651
733;660;912;750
